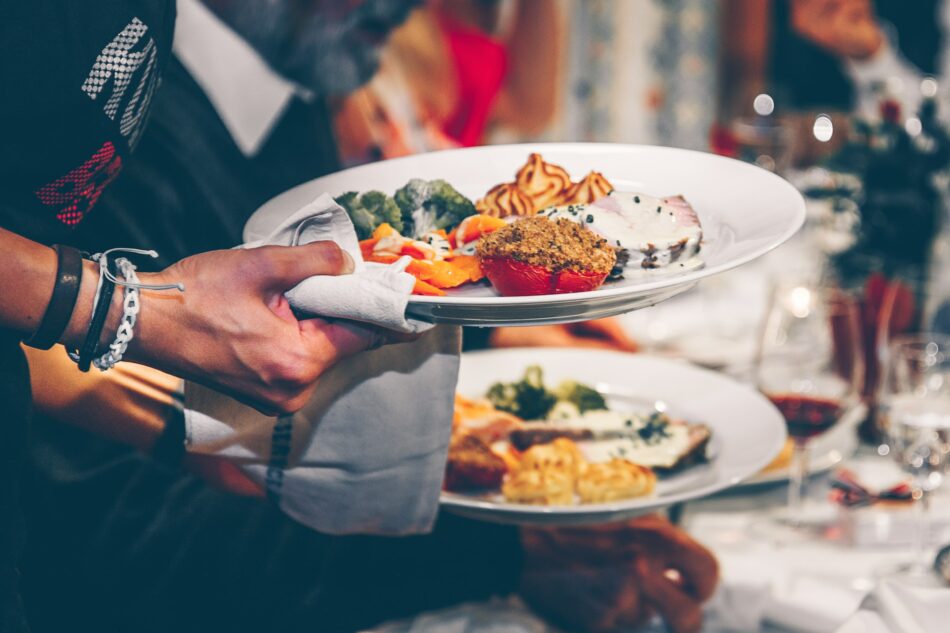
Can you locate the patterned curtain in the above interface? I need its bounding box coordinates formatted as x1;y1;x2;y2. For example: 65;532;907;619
556;0;719;150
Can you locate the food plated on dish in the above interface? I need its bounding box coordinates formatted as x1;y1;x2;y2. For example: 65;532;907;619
445;365;713;507
247;143;806;327
338;153;705;298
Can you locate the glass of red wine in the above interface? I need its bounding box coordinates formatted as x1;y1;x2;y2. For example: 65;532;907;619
755;281;865;532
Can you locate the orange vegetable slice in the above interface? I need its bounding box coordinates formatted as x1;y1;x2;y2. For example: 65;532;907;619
413;278;445;296
445;254;484;282
371;223;396;240
455;214;507;246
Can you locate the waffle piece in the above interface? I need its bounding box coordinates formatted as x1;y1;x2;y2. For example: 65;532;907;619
502;468;575;505
576;459;656;503
519;438;585;478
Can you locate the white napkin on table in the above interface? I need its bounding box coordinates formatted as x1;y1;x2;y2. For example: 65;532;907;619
183;194;460;535
835;578;950;633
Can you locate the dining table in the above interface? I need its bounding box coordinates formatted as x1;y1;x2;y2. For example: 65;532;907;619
366;175;950;632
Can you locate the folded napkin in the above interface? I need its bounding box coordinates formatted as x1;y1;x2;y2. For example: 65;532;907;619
835;578;950;633
184;194;461;535
242;193;432;334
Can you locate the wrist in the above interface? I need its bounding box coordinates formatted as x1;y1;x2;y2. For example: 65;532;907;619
122;269;186;368
61;259;106;348
60;259;132;357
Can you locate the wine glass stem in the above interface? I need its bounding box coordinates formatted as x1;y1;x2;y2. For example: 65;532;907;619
912;484;931;572
787;441;809;527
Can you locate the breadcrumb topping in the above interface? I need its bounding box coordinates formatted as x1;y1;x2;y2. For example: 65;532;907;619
477;216;616;274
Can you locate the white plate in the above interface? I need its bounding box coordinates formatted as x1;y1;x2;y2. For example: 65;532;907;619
246;143;805;326
440;348;788;525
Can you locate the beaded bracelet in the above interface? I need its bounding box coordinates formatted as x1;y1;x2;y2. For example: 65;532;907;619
69;248;184;371
93;257;140;371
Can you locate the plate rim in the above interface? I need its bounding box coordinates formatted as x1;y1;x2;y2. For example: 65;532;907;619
246;142;806;307
441;348;789;520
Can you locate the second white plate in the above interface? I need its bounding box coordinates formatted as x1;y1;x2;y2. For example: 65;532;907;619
441;348;788;525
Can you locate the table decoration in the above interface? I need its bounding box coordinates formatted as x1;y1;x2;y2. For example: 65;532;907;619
801;95;950;443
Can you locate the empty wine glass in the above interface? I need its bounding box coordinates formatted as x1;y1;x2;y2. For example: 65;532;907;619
878;334;950;581
754;281;865;535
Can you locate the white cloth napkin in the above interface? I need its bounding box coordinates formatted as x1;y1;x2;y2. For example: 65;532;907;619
242;193;432;334
183;194;460;535
834;578;950;633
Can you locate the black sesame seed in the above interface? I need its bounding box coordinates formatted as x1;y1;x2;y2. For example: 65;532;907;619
656;206;661;213
586;214;594;223
634;196;640;203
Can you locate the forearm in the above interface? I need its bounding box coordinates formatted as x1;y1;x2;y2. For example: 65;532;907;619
0;227;58;335
25;344;178;451
0;227;126;351
495;0;562;134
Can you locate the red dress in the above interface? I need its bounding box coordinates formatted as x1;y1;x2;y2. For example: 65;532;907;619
438;14;508;147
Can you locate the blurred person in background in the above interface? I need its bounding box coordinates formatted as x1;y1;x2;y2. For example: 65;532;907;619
786;0;944;118
335;0;562;164
22;1;711;632
335;0;638;352
721;0;944;166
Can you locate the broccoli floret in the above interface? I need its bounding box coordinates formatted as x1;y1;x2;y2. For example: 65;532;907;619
486;365;558;421
394;179;476;239
554;380;607;414
426;179;476;231
359;191;403;234
335;191;403;240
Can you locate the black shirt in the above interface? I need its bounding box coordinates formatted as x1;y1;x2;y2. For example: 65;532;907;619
0;3;174;631
0;0;175;243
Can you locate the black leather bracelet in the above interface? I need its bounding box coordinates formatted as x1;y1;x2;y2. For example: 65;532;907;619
76;256;119;372
24;245;84;350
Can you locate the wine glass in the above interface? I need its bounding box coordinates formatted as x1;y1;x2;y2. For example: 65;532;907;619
754;281;865;533
878;334;950;581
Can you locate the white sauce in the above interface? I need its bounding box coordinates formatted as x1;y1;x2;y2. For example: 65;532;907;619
543;191;702;270
556;410;692;469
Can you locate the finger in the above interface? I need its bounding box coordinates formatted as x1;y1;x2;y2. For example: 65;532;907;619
635;557;705;633
571;318;639;352
643;527;720;602
620;515;720;601
254;242;355;288
667;543;719;602
299;318;381;361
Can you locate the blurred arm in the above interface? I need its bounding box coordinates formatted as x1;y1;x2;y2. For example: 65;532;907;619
25;345;177;451
26;344;263;496
493;0;563;135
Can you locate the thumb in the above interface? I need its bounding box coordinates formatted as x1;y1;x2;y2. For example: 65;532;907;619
254;241;355;289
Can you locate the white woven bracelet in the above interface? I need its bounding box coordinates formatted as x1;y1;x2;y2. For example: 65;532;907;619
77;246;185;371
93;257;140;371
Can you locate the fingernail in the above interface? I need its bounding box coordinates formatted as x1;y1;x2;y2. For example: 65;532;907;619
341;250;355;274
